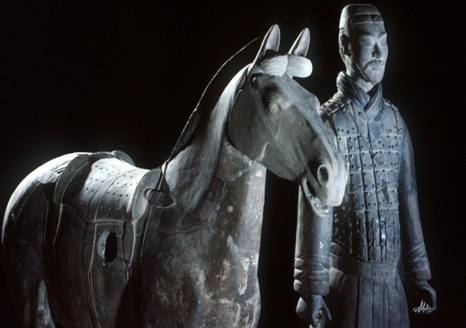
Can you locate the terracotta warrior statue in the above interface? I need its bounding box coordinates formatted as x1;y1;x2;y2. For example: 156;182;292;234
294;4;437;327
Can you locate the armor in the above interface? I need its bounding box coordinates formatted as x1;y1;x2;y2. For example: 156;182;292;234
328;74;430;276
326;73;419;267
294;72;433;328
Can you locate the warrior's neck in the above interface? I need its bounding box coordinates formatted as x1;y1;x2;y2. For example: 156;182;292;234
346;70;376;93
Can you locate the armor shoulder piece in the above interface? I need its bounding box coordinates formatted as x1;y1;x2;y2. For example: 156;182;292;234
382;98;407;134
382;98;399;112
320;92;351;116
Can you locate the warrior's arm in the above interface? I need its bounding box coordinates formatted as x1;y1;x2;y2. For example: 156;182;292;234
398;123;432;282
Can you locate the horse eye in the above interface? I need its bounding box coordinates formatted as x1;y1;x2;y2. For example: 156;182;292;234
261;86;278;110
250;74;261;86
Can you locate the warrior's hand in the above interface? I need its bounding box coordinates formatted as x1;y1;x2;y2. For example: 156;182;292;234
412;280;437;315
296;294;332;327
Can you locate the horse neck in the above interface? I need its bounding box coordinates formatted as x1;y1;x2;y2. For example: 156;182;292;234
194;138;267;256
164;67;248;217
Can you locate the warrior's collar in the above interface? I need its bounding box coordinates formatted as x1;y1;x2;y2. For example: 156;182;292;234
336;72;382;114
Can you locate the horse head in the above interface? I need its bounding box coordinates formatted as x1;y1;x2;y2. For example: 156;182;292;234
228;25;348;206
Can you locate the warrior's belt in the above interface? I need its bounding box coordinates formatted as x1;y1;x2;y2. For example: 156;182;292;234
330;243;398;281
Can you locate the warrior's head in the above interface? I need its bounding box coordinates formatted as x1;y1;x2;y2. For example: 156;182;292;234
338;4;388;90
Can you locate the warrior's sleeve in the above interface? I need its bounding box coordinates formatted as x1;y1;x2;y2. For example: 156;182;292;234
398;118;432;282
294;181;333;296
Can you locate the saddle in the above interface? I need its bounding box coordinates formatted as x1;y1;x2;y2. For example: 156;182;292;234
51;149;163;252
48;151;164;327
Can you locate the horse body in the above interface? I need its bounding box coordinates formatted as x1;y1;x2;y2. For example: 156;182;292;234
3;134;266;328
2;25;349;327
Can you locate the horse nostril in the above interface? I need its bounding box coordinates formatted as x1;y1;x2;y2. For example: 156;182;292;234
317;165;329;185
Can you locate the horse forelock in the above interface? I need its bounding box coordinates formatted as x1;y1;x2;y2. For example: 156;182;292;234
258;55;312;78
258;55;288;76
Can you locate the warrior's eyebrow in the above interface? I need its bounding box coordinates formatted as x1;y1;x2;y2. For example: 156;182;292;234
357;31;387;38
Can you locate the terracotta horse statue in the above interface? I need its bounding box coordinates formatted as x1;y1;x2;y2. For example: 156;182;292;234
2;25;348;328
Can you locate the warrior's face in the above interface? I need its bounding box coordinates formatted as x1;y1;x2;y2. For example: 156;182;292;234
348;23;388;85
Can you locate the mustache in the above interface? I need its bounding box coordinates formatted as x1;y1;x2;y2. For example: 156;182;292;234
364;59;385;70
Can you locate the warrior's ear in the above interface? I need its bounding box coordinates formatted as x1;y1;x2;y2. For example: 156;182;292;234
288;27;310;57
251;25;280;67
339;32;351;59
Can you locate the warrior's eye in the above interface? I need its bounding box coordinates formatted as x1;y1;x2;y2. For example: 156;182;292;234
360;40;372;47
359;36;373;48
379;36;388;47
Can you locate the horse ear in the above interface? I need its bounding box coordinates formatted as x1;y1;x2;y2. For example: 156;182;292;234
252;25;280;67
288;27;310;57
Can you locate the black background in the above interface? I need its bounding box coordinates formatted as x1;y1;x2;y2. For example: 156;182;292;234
0;0;464;327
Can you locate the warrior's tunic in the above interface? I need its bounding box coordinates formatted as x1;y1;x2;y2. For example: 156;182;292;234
294;72;432;328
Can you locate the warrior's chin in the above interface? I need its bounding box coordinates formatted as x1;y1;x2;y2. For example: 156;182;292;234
364;69;385;85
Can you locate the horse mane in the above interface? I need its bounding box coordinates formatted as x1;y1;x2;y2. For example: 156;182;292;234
166;38;258;162
163;40;257;217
